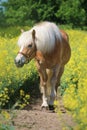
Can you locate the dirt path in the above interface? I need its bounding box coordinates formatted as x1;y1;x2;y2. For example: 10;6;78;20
13;99;75;130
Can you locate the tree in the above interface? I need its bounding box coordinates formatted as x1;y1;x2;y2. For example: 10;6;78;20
81;0;87;26
1;0;87;27
0;10;5;26
55;0;86;27
37;0;60;22
2;0;61;26
3;0;39;25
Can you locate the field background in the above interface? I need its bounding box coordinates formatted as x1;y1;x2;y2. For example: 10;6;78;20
0;26;87;130
0;0;87;129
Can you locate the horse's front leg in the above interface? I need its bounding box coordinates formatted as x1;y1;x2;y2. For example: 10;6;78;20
36;62;48;109
40;79;48;109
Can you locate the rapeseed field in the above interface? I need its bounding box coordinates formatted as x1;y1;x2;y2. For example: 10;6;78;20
61;29;87;129
0;29;38;109
0;27;87;129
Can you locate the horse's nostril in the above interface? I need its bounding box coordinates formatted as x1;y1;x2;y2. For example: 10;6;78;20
14;59;21;64
18;60;21;64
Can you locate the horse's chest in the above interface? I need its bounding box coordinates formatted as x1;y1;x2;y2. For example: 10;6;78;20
35;50;60;68
37;58;58;69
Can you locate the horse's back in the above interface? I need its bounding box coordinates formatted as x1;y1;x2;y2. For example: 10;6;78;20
60;30;71;65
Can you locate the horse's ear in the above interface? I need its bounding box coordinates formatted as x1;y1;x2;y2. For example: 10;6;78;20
32;29;35;39
21;29;24;33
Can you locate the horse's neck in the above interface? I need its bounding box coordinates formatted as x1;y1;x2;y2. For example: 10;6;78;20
35;51;45;63
35;44;61;69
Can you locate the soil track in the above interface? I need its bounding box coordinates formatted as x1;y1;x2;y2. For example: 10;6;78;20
12;83;75;130
13;98;75;130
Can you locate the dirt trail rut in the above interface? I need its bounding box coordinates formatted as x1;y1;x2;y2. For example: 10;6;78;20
13;99;75;130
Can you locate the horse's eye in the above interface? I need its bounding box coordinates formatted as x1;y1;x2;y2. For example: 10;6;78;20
28;44;32;48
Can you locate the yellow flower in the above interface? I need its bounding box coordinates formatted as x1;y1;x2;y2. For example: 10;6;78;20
1;111;11;120
0;94;3;98
25;94;30;99
20;90;25;96
4;88;8;92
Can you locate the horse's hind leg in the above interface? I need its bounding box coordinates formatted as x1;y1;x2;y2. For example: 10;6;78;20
49;65;64;109
55;66;64;93
46;69;53;97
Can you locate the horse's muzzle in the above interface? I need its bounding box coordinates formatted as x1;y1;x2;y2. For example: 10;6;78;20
14;58;24;67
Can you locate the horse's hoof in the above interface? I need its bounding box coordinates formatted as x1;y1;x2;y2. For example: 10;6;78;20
49;105;55;111
41;106;49;111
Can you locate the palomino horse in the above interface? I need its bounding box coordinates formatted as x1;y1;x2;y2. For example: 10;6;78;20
15;21;71;110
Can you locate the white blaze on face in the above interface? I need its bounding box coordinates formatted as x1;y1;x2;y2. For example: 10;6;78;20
15;46;26;67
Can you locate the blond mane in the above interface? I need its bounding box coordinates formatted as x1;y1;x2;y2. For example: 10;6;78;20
18;21;62;53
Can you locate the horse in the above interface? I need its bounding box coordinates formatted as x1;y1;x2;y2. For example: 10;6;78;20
15;21;71;110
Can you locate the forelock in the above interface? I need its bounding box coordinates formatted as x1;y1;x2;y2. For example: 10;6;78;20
18;31;32;47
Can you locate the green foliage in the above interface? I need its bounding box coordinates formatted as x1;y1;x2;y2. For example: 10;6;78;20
56;0;86;27
0;0;87;27
0;26;30;38
0;11;6;26
0;110;15;130
2;0;39;26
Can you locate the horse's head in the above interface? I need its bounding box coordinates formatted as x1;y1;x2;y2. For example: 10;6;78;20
15;29;36;67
